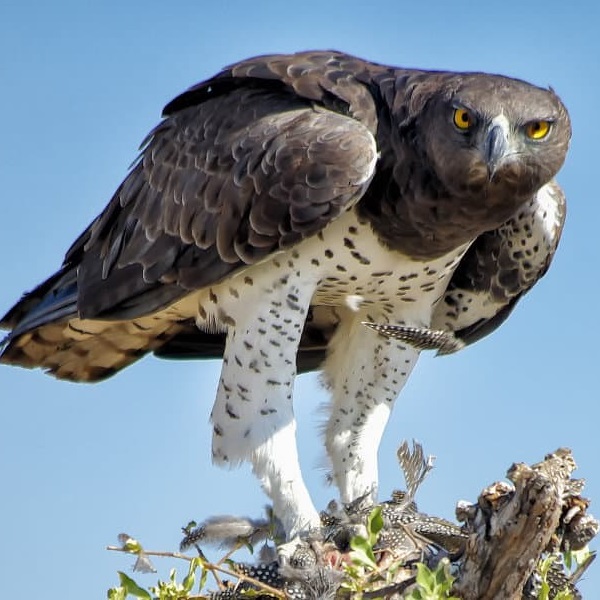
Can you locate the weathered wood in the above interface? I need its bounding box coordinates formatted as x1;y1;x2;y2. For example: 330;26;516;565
454;448;579;599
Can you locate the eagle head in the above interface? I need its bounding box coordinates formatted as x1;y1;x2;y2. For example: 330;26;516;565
420;73;571;218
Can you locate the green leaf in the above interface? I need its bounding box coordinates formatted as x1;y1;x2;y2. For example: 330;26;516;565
435;559;455;591
567;546;594;575
237;589;271;597
414;562;435;593
117;572;152;600
199;567;208;591
182;520;197;534
563;549;574;571
182;556;201;593
554;590;575;600
367;506;384;544
536;554;559;600
107;587;126;600
182;571;195;593
350;535;378;569
410;559;460;598
342;562;363;581
123;540;142;553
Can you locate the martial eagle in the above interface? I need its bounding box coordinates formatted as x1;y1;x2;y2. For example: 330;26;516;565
0;51;570;543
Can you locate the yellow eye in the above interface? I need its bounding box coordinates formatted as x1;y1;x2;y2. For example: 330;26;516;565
453;107;473;130
525;120;551;140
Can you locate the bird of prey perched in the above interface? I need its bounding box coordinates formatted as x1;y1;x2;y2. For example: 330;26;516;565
0;51;570;544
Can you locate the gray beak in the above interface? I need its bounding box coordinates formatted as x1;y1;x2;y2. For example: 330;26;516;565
484;117;510;177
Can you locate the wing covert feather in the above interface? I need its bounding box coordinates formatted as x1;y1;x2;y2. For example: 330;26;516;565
71;88;377;319
432;181;566;344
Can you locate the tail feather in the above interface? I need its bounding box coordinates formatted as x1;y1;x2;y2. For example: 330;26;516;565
2;314;187;382
0;267;186;382
1;267;78;335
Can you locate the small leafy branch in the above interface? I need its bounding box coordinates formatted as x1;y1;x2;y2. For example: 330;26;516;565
106;534;286;599
340;506;385;594
340;506;458;599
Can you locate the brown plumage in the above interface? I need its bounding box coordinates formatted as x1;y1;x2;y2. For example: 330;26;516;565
0;50;571;541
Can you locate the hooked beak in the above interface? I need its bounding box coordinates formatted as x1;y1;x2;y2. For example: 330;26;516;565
484;116;511;178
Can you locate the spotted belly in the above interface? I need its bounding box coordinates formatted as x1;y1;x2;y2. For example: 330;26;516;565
189;209;471;334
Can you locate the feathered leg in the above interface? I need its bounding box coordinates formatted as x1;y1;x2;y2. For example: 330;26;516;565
324;312;420;504
209;266;321;539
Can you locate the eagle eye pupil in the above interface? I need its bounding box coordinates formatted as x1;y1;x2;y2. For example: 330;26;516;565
526;119;550;140
453;108;472;130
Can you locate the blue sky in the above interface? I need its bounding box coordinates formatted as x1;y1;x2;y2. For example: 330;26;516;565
1;0;599;597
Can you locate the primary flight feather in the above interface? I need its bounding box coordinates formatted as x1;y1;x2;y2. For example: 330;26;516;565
0;50;570;541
